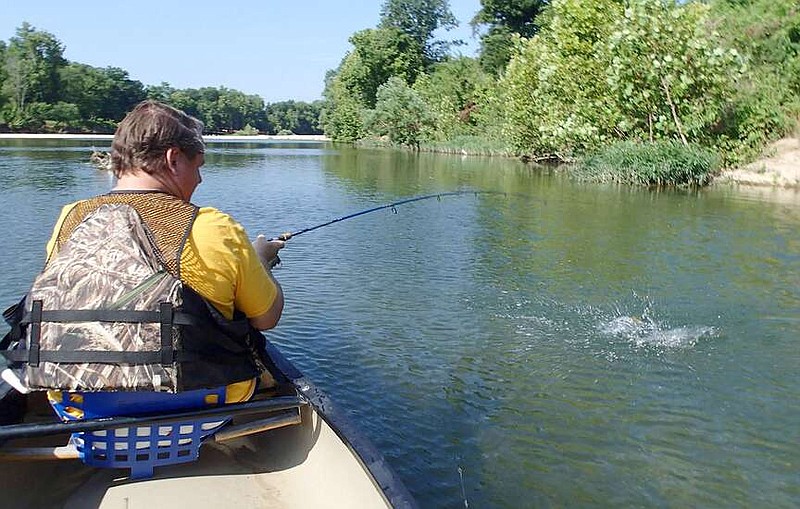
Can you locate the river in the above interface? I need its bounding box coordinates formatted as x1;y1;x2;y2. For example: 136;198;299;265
1;138;798;508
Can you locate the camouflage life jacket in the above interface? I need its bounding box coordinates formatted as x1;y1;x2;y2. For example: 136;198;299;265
1;192;264;392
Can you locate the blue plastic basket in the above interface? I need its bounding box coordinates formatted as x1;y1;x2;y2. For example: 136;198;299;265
49;388;231;479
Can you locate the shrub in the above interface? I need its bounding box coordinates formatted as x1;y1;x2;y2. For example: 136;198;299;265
234;124;260;135
365;76;432;147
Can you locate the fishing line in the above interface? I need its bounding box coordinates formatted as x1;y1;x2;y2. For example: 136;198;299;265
270;190;512;242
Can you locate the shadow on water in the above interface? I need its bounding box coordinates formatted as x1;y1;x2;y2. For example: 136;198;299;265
204;140;332;171
321;146;543;197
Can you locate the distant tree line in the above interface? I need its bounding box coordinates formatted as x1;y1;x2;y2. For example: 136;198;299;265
321;0;800;171
0;22;323;135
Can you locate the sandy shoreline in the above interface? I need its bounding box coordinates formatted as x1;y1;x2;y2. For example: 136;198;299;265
715;137;800;189
0;133;330;142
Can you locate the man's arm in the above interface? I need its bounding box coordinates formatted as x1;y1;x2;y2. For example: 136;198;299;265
249;270;284;330
249;236;285;330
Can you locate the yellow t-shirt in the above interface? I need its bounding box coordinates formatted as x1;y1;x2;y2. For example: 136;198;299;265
46;201;277;403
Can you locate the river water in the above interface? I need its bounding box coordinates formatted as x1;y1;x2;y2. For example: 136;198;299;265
1;139;798;508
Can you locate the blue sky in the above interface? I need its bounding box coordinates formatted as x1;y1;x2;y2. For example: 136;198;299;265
1;1;483;104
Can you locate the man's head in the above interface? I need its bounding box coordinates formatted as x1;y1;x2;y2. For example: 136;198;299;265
110;100;205;178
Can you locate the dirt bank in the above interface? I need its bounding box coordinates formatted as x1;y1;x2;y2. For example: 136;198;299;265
716;137;800;188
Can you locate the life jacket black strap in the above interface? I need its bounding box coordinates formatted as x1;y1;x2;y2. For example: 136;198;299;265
20;308;205;326
29;300;42;367
160;302;173;366
2;349;199;364
16;301;211;367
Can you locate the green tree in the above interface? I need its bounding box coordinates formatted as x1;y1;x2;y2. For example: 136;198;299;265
413;57;494;140
61;63;145;123
26;101;80;131
266;100;323;135
342;27;425;109
501;0;751;161
606;0;743;147
146;82;176;103
99;67;147;121
321;70;365;142
709;0;800;160
215;88;266;132
0;41;7;115
165;88;202;120
2;23;66;115
366;76;433;146
151;86;269;134
321;1;457;141
379;0;457;64
194;87;221;131
472;0;550;73
501;0;622;156
321;26;425;140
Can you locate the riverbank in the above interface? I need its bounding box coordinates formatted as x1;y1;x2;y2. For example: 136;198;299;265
0;133;330;142
715;136;800;188
2;132;797;192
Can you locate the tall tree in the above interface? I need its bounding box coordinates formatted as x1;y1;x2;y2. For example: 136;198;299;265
347;27;425;108
502;0;744;157
146;82;176;103
366;76;432;146
61;63;146;122
0;41;7;114
320;25;427;140
472;0;550;73
2;23;66;112
606;0;743;147
99;67;147;121
501;0;623;155
475;0;548;36
379;0;457;64
266;100;323;135
413;57;494;140
321;68;365;142
702;0;799;160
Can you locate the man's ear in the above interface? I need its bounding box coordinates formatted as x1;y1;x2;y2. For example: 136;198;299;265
165;147;180;173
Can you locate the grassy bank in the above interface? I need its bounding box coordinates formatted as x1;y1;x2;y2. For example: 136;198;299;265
572;141;721;187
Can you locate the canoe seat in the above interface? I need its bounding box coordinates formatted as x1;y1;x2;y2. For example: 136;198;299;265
48;388;231;479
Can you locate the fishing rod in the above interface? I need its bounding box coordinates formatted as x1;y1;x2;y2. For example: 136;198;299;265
271;190;509;242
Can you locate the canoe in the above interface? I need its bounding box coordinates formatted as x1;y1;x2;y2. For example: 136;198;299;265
0;340;417;509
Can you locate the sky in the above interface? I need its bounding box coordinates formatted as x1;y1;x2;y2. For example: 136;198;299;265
1;1;483;104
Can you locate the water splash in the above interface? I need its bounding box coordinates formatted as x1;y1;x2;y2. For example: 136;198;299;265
602;315;649;336
482;288;719;357
457;466;469;508
599;295;718;348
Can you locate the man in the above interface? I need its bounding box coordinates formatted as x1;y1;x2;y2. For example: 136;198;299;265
2;100;283;403
105;99;283;331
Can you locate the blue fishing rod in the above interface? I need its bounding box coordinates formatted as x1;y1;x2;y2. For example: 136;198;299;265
271;190;509;242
